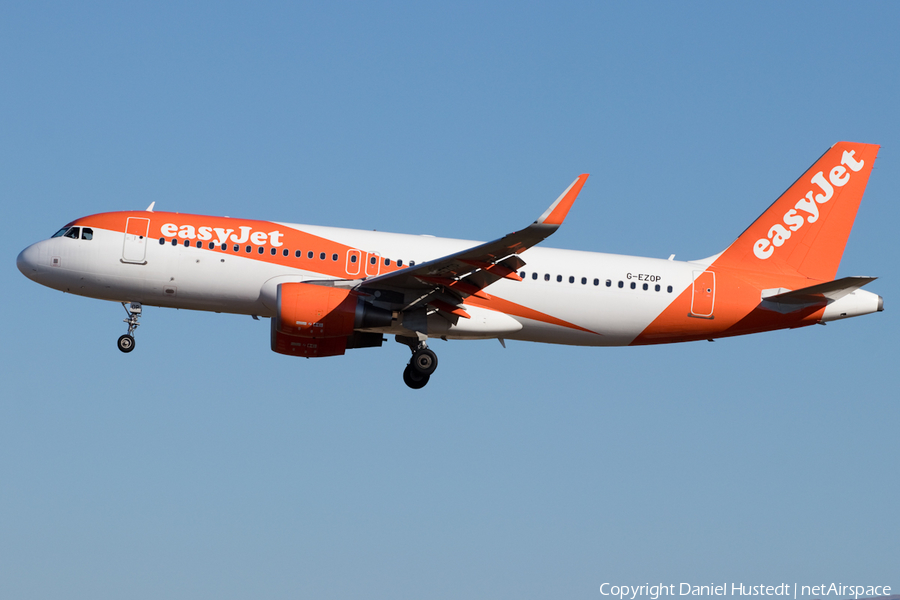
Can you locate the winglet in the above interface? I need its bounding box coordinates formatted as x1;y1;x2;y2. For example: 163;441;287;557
146;202;156;212
536;174;589;226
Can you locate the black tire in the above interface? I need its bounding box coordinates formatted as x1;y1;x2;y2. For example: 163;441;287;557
411;348;438;376
117;334;135;353
403;364;430;389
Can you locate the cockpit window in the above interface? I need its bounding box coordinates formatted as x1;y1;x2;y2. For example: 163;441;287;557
81;228;93;240
63;227;81;239
51;227;71;238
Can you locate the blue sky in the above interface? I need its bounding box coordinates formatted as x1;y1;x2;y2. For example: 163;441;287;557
2;3;898;599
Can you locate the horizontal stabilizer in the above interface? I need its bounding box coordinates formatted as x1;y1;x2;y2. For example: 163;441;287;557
761;276;877;307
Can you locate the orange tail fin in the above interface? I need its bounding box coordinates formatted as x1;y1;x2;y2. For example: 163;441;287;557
713;142;879;281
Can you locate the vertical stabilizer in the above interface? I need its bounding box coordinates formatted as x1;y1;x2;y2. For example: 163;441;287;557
713;142;879;281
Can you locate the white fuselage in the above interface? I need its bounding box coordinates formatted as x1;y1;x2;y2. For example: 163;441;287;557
18;221;702;347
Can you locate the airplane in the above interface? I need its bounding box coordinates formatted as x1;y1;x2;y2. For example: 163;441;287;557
17;142;883;389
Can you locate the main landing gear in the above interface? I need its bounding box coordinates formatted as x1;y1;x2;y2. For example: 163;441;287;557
117;302;142;353
398;336;438;389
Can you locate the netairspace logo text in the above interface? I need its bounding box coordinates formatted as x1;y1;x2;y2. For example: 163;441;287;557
599;583;892;600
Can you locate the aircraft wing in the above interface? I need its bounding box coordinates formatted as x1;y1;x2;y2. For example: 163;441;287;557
356;174;589;316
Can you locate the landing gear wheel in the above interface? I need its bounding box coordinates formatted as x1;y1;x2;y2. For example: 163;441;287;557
119;302;142;354
403;364;430;389
117;334;136;353
411;347;438;376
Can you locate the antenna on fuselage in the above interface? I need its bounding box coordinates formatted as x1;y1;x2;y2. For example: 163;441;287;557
146;202;155;212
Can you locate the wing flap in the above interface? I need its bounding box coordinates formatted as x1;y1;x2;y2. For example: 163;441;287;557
428;299;471;319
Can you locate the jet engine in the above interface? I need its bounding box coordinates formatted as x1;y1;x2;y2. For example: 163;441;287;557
271;282;392;357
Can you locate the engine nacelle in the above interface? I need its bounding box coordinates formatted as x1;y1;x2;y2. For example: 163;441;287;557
271;329;349;357
271;282;392;357
276;283;357;338
271;329;386;358
275;282;393;337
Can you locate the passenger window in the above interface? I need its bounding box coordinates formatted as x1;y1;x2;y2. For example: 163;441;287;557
307;251;313;259
195;241;201;248
221;244;227;251
556;275;562;282
64;227;80;239
643;283;648;290
606;279;612;287
258;247;264;254
231;244;237;251
384;258;390;266
333;253;339;261
81;228;93;240
246;246;252;253
544;274;550;281
630;282;636;289
618;281;624;288
350;254;357;263
569;276;574;283
593;278;599;286
320;252;327;260
183;240;190;247
655;284;661;292
532;272;538;280
159;237;165;245
270;248;277;255
171;239;178;246
410;261;416;266
370;256;376;264
581;277;587;285
211;242;217;250
397;259;403;267
283;249;289;257
295;250;302;258
667;285;673;293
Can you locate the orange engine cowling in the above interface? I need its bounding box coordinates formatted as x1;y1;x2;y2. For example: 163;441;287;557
271;282;392;357
277;283;358;338
271;330;350;357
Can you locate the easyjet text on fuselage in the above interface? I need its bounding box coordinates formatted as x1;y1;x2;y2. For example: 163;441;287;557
160;223;285;247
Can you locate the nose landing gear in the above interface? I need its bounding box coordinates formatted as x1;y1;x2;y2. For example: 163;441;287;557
397;336;439;389
117;302;142;353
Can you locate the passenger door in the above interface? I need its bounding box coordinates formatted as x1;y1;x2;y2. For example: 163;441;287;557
122;217;150;264
690;271;715;318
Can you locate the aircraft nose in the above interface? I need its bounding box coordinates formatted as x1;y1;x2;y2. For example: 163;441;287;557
16;243;41;280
